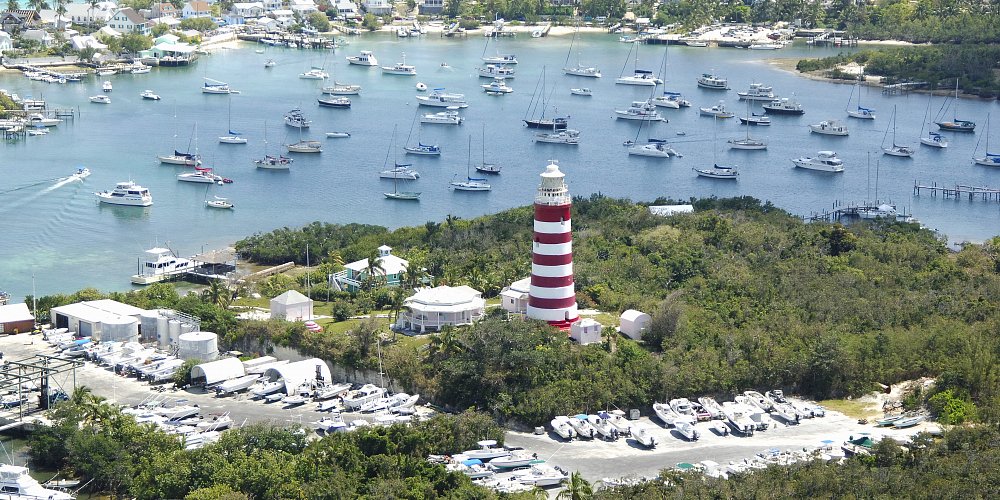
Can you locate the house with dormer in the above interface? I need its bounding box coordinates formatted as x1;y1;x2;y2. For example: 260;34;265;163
109;8;150;35
152;2;179;18
65;2;118;25
262;0;282;11
231;2;264;18
182;1;212;18
363;0;392;15
1;10;40;34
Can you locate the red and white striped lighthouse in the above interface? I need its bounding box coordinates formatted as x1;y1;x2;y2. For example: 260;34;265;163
527;160;579;328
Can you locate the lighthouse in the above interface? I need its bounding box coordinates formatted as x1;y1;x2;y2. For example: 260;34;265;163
527;160;579;328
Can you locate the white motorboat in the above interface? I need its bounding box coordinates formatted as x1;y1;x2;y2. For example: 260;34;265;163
421;110;463;125
24;113;60;127
586;414;618;440
90;95;111;104
27;127;47;136
488;451;537;469
628;140;679;158
737;83;776;101
448;460;494;480
631;424;656;448
381;54;416;75
205;196;234;209
286;140;322;153
810;120;849;136
380;164;420;180
0;464;74;500
599;410;633;436
159;404;201;421
721;401;755;435
131;62;151;74
653;402;683;427
299;67;329;79
322;82;362;95
342;384;385;410
920;131;949;148
570;88;592;96
202;78;236;94
615;101;665;122
699;101;735;118
70;167;91;180
651;92;690;108
697;72;728;90
675;420;701;441
462;439;511;461
140;90;161;100
317;97;351;108
762;98;805;115
739;113;771;125
482;53;517;65
264;59;276;68
534;129;580;145
481;78;513;95
197;414;234;431
477;64;515;79
314;382;352;400
744;391;775;412
346;50;378;66
177;169;222;184
284;108;311;128
316;400;339;412
282;394;308;406
315;414;350;433
550;416;577;440
771;402;801;423
794;150;844;172
250;380;284;397
102;80;113;92
514;464;567;487
326;131;351;138
95;180;153;206
216;374;260;395
415;82;427;91
566;414;597;439
669;398;698;420
416;89;468;108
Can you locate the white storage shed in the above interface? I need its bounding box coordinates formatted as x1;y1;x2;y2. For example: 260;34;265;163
262;358;332;395
619;309;651;340
269;290;314;321
570;318;603;345
191;357;246;386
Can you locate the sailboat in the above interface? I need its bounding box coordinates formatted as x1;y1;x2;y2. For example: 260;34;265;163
254;121;292;169
158;121;201;166
919;93;948;148
321;64;362;95
694;117;739;179
218;98;247;144
450;136;491;191
563;25;601;78
845;81;875;119
627;116;679;158
381;125;421;200
616;42;660;86
881;105;914;157
728;101;767;150
402;109;441;155
935;79;975;132
973;113;999;167
523;68;568;130
476;123;502;174
481;36;516;64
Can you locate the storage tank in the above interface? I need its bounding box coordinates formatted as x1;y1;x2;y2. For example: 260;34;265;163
168;320;182;346
180;322;196;334
157;316;170;348
140;310;160;342
100;316;139;342
177;331;219;362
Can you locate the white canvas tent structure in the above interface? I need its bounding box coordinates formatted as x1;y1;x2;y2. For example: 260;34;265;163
269;290;314;321
262;358;331;395
191;357;245;386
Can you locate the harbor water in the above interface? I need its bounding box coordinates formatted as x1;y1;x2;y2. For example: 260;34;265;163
2;34;999;298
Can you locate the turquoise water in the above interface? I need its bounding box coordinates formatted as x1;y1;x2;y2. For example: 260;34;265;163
1;34;999;299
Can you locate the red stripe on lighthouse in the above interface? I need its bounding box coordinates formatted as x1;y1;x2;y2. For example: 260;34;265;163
532;253;573;266
533;204;572;222
531;275;574;288
533;232;572;244
528;296;578;309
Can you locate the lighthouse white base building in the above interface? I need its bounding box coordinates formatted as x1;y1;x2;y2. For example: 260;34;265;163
526;161;579;329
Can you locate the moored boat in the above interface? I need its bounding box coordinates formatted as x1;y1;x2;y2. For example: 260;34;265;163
95;180;153;206
763;97;804;115
346;50;378;66
810;120;849;136
696;73;728;90
317;97;351;108
793;150;845;172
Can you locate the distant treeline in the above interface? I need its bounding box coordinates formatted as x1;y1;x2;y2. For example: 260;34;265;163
797;45;1000;97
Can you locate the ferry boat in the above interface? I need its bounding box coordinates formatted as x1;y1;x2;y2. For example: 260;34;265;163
346;50;378;66
793;150;845;172
696;73;728;90
131;247;195;284
95;180;153;206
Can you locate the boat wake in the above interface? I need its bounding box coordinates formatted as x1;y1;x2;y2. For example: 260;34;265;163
42;175;83;193
0;177;62;196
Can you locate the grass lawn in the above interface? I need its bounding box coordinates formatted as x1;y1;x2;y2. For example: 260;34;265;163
818;399;873;420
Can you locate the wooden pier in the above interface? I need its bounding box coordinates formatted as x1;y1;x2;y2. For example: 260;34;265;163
882;82;927;95
913;181;1000;202
802;200;912;223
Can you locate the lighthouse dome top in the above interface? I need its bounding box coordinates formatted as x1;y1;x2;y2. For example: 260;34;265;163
540;160;565;179
535;160;570;206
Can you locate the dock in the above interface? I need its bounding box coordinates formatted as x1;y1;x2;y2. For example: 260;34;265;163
882;82;928;95
802;200;913;223
914;181;1000;202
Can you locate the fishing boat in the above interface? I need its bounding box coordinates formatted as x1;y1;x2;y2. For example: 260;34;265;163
935;79;975;132
317;97;351;108
535;129;580;145
973;113;999;167
95;180;153;206
881;106;914;157
810;119;849;136
450;137;491;191
563;25;601;77
699;101;734;118
615;100;665;122
381;53;417;75
616;42;660;86
416;88;468;108
651;91;690;108
420;110;463;125
482;78;513;95
845;81;875;119
205;196;234;209
477;64;516;79
696;72;728;90
793;150;845;172
0;464;75;500
299;66;329;79
550;416;577;440
346;50;378;66
284;108;311;128
140;89;161;100
523;69;569;129
737;82;775;101
762;97;804;115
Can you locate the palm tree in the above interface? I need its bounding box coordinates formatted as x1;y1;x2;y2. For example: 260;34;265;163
362;250;386;292
6;0;17;13
202;279;231;308
55;0;67;30
27;0;50;11
557;471;593;500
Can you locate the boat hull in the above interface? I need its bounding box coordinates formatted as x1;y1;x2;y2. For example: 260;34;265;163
523;119;567;130
728;140;767;150
763;107;804;115
936;122;975;132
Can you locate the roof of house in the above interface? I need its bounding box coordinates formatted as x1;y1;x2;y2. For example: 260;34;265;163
344;254;409;276
115;7;147;25
620;309;650;322
270;289;312;306
51;300;147;323
405;285;483;312
1;10;40;22
0;303;34;324
185;1;211;11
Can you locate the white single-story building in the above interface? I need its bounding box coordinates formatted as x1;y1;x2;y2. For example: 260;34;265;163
0;303;34;334
0;31;12;52
334;0;359;17
570;318;602;345
270;290;314;321
21;29;55;47
190;356;245;386
619;309;651;340
396;285;485;333
263;358;332;395
649;205;694;217
363;0;392;15
500;277;530;315
50;299;146;341
98;25;122;38
70;34;107;51
149;16;182;28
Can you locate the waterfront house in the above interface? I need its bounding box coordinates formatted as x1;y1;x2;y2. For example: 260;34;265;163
363;0;392;15
231;2;264;18
182;1;212;18
289;0;318;14
336;245;408;293
65;2;117;26
0;303;34;334
419;0;443;14
109;8;150;35
334;0;359;18
269;289;314;321
1;10;40;34
396;285;485;333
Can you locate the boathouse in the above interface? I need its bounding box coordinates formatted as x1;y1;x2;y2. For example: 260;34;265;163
0;303;34;334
